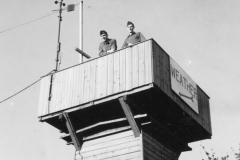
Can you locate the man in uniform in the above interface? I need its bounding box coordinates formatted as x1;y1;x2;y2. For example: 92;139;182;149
99;30;117;57
122;21;146;48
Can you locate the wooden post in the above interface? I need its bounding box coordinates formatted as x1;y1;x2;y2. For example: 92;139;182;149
60;112;82;151
119;96;141;137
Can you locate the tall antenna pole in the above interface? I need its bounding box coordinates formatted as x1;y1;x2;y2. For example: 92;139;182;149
55;0;65;71
79;0;83;63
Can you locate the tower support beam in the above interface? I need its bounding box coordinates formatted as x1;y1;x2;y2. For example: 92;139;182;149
119;96;141;137
59;112;82;151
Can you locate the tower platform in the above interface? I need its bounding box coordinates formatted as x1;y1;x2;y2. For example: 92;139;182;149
38;39;211;159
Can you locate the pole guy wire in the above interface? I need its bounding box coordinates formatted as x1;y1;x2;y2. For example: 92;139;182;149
0;12;58;34
0;3;124;35
0;79;41;104
85;5;125;28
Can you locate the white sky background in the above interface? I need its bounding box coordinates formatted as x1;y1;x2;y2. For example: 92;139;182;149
0;0;240;159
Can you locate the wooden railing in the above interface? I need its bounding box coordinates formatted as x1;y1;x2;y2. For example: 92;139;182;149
38;40;153;116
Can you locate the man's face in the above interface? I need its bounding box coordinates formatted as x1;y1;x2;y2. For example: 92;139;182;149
101;33;108;41
127;24;134;34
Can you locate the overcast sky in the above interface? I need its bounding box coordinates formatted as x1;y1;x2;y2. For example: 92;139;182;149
0;0;240;159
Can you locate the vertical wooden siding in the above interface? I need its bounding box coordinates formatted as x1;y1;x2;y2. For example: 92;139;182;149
152;40;212;134
142;131;178;160
76;130;142;160
38;75;51;116
38;40;153;116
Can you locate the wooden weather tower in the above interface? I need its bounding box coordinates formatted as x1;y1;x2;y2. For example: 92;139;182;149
38;39;212;160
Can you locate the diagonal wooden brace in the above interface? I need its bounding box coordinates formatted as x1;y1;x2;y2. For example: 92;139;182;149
119;96;140;137
61;112;82;151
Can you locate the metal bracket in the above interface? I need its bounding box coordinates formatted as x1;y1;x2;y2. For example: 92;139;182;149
119;96;141;137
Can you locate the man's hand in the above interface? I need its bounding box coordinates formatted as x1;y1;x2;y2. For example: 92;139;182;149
107;49;114;54
128;43;133;47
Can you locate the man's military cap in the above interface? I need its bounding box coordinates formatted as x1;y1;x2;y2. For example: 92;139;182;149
100;30;108;35
127;21;134;27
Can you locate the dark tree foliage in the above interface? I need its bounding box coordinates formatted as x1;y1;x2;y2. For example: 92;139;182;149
201;143;240;160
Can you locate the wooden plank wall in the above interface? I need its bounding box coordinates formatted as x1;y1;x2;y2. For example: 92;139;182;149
76;130;143;160
38;40;153;116
152;40;212;134
197;86;212;134
38;75;51;115
142;131;178;160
